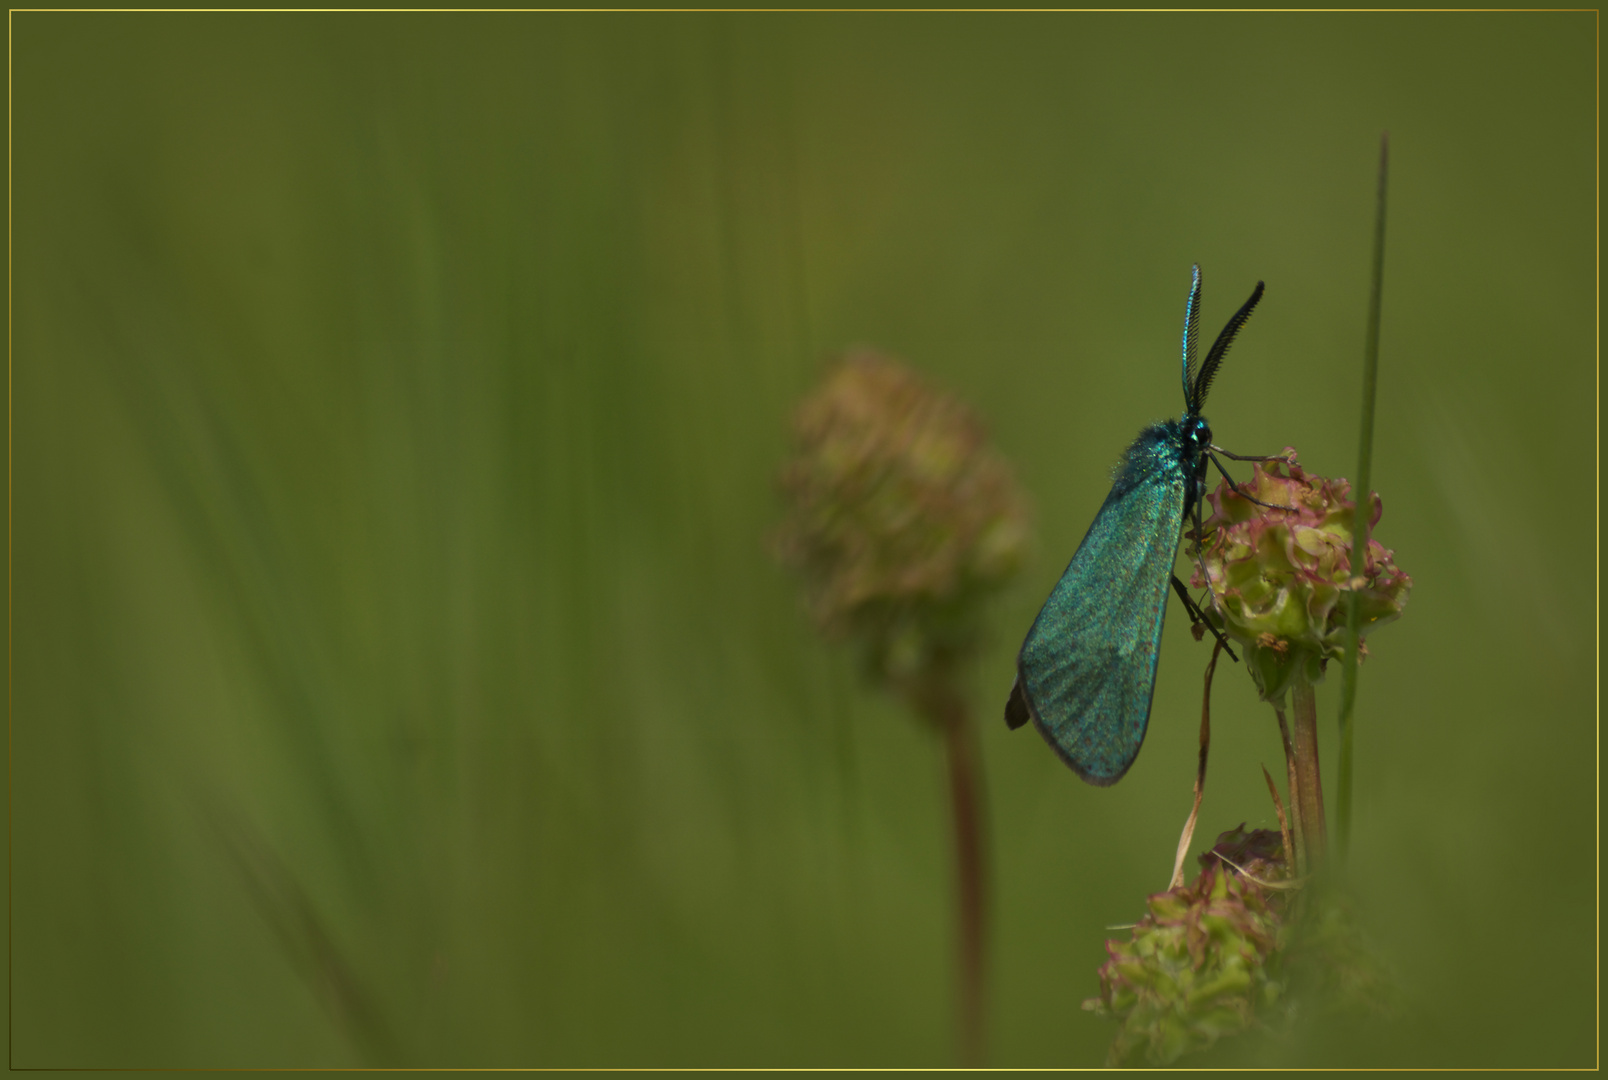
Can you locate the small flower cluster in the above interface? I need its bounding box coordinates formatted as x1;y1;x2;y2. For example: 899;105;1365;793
1190;451;1411;702
1085;827;1290;1066
774;350;1031;695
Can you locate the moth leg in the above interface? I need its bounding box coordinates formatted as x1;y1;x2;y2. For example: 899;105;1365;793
1170;572;1240;663
1185;487;1239;648
1207;450;1296;512
1209;445;1293;463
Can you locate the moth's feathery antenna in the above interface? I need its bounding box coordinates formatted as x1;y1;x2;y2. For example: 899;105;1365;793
1181;264;1203;409
1192;280;1265;411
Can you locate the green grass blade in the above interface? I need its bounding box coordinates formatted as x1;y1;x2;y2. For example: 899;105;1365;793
1337;133;1390;862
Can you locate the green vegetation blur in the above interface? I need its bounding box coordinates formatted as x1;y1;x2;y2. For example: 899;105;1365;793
13;11;1594;1068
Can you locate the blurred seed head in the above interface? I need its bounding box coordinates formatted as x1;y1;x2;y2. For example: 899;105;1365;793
1189;451;1412;702
1084;826;1290;1067
1086;823;1399;1066
773;349;1031;701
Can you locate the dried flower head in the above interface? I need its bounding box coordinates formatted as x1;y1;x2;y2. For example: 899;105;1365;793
1085;827;1291;1066
1189;451;1411;702
1086;824;1397;1065
774;349;1031;694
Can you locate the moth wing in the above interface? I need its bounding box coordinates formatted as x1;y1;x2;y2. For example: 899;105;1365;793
1014;470;1187;785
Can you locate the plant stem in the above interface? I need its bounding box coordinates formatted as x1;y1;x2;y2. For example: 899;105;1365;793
1338;131;1389;862
938;689;986;1067
1271;698;1305;875
1290;677;1328;873
1271;680;1327;878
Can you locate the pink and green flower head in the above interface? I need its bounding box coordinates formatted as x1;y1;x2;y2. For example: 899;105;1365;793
1190;451;1411;703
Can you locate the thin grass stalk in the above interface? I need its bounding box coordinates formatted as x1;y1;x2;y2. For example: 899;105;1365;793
1272;698;1305;876
1261;765;1295;877
1171;638;1226;890
1338;132;1390;861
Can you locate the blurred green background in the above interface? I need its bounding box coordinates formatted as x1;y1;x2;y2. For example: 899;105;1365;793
12;10;1595;1068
